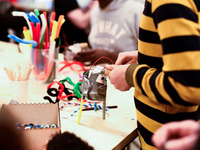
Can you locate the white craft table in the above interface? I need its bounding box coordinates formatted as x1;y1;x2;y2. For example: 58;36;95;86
0;41;138;150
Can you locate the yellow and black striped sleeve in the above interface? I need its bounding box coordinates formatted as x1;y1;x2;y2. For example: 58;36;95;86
128;0;200;107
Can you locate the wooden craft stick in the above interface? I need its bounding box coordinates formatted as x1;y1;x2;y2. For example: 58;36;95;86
4;67;11;80
21;64;29;81
8;69;13;81
13;72;16;81
17;64;21;81
26;64;34;80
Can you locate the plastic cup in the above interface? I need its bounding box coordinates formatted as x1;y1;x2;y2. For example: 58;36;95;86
9;79;29;104
31;47;58;83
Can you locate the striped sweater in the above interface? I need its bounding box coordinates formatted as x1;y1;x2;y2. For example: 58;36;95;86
126;0;200;149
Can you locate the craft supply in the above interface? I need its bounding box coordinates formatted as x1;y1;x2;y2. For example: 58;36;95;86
30;12;40;23
39;13;47;48
7;34;37;49
81;65;107;121
77;96;84;124
4;63;34;103
50;11;56;36
15;123;58;130
82;105;117;111
71;108;79;116
4;63;34;81
31;42;57;83
51;20;58;43
50;123;57;128
12;11;33;38
34;9;40;18
56;15;65;38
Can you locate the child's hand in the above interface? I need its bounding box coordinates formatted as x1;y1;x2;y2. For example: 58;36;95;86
152;120;200;150
106;65;131;91
115;51;138;65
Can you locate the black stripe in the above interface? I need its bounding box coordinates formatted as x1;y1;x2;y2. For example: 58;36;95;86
143;0;152;17
153;4;198;28
150;70;171;105
134;97;200;124
163;74;195;106
136;67;148;96
139;27;160;44
194;0;200;11
138;52;163;69
162;36;200;55
166;70;200;87
137;121;154;146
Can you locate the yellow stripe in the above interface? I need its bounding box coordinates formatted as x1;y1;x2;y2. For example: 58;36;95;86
169;76;200;105
158;18;200;40
142;68;158;101
138;40;162;57
134;90;168;111
134;64;150;94
147;0;151;3
138;131;156;150
163;51;200;71
155;71;189;108
140;15;157;32
152;0;197;13
134;89;199;113
137;109;163;133
155;71;172;102
166;104;199;113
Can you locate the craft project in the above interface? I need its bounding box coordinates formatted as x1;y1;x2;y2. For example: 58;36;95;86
80;65;108;120
43;77;81;104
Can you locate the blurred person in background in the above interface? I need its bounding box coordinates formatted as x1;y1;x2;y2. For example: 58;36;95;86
54;0;98;53
0;1;26;42
72;0;143;65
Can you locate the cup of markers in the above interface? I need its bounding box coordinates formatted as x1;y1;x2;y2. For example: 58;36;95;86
8;9;65;83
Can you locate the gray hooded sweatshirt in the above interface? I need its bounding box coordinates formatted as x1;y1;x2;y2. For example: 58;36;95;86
88;0;144;53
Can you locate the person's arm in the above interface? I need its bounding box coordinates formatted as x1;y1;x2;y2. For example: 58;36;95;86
72;49;118;65
127;0;200;106
105;51;139;91
67;1;98;30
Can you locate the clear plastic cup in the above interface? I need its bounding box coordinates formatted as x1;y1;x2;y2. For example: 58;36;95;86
30;47;58;83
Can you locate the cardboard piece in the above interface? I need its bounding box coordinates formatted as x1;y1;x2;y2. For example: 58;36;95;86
0;103;61;150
